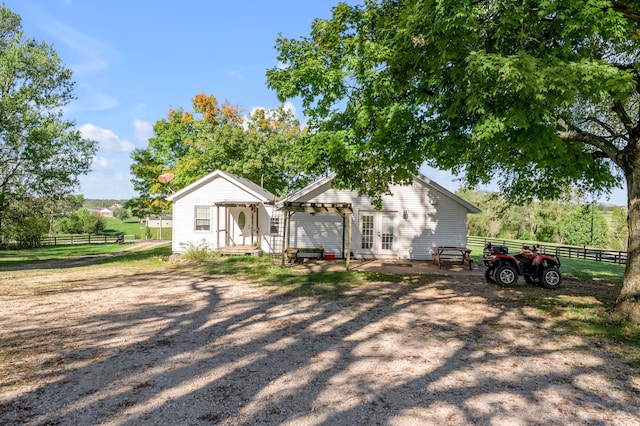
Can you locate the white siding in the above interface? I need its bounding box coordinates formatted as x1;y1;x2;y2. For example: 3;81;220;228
171;175;273;253
288;177;470;260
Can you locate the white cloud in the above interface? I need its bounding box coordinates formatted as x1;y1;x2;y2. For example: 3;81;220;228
133;119;153;142
91;155;111;171
283;101;298;118
79;123;135;153
42;19;117;74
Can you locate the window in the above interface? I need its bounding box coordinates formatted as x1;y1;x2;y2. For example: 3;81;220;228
381;215;394;250
238;211;246;230
270;217;280;235
195;206;210;231
361;215;373;249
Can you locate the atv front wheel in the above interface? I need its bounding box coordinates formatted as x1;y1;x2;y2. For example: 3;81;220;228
485;267;495;283
540;267;562;289
495;265;518;287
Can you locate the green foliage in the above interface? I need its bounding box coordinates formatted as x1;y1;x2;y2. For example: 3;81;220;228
129;94;318;217
266;0;634;203
560;205;609;247
56;208;106;234
609;207;629;251
0;197;49;248
114;207;131;222
459;188;574;244
0;6;97;242
179;239;212;261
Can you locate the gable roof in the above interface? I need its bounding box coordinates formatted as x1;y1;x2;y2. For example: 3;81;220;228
282;172;480;214
166;170;277;203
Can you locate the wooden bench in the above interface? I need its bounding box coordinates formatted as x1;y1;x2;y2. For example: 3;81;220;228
286;247;325;263
432;247;473;270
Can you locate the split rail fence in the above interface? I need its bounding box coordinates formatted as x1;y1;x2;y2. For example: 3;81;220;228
467;236;627;265
40;233;125;246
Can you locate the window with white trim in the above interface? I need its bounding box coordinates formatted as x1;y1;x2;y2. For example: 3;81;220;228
194;206;211;231
270;217;280;235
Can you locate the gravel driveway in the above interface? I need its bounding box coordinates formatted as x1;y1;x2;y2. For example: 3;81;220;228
1;260;638;425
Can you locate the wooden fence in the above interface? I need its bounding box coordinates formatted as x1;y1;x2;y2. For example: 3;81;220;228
40;233;124;246
467;236;627;265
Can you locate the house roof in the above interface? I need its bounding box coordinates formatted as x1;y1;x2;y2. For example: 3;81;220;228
166;170;277;203
281;172;480;214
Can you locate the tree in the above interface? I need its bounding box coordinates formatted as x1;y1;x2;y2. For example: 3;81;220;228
266;1;640;322
610;206;629;251
560;205;609;247
0;197;49;248
0;6;97;242
129;93;315;215
56;208;105;234
114;207;131;223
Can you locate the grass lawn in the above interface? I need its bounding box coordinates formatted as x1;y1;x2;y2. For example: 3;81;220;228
103;218;172;240
0;242;172;267
0;244;125;267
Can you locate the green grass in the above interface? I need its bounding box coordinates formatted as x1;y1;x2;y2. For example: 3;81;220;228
523;293;640;348
0;242;172;267
0;244;125;267
103;218;172;240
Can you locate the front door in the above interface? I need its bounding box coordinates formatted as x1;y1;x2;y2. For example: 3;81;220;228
359;212;396;257
229;207;251;246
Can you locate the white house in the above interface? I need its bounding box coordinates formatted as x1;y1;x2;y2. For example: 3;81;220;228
168;169;480;260
166;170;279;254
279;173;480;260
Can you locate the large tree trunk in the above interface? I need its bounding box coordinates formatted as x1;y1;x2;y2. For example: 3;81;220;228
616;170;640;323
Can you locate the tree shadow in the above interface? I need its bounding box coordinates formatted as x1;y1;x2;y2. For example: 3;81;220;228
1;268;638;425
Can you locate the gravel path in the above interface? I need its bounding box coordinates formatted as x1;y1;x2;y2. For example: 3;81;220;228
0;262;638;425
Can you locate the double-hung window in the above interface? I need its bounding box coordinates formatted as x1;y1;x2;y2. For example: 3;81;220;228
194;206;210;231
270;217;280;235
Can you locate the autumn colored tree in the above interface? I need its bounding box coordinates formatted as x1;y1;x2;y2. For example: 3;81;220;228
129;93;313;217
267;1;640;322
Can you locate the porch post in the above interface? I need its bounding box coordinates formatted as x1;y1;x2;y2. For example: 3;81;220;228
216;205;220;249
255;205;259;248
341;213;346;259
225;207;229;246
346;212;352;270
281;210;291;266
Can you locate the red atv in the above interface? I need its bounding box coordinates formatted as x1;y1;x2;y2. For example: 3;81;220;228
483;242;562;288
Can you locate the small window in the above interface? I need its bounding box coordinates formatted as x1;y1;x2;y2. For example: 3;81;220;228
270;217;280;235
195;206;210;231
238;211;246;230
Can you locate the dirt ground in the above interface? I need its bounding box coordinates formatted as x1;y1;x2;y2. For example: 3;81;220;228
1;251;639;425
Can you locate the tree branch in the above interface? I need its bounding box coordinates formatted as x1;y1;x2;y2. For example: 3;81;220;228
612;99;636;134
611;2;640;23
586;116;629;142
556;117;624;167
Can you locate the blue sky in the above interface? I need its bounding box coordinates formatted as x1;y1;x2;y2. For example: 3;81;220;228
8;0;628;205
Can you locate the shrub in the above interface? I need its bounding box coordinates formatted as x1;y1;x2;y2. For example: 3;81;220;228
180;239;212;261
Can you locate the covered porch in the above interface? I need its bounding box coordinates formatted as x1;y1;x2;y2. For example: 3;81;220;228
279;201;353;269
214;201;262;255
